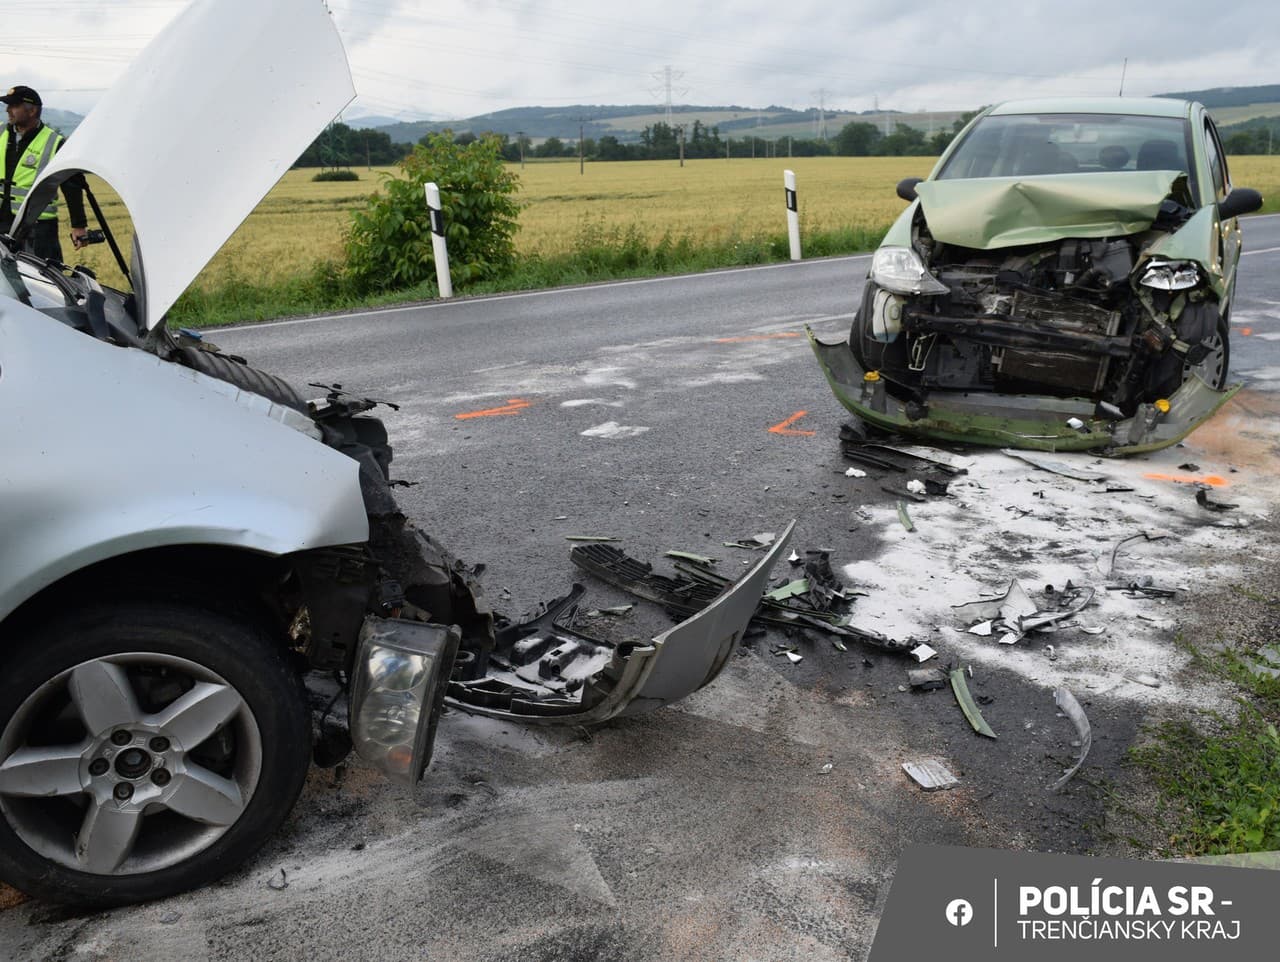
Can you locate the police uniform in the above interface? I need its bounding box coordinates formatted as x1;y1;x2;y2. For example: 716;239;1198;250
1;85;87;262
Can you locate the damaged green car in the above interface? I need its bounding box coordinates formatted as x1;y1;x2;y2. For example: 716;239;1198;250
810;98;1263;453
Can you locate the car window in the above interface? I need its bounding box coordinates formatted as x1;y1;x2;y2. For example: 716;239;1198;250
1204;119;1227;198
1;255;28;303
939;113;1192;182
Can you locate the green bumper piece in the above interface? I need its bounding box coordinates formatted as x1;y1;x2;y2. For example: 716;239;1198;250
806;327;1238;456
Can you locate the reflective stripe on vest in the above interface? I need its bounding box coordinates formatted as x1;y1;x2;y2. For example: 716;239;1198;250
1;125;61;220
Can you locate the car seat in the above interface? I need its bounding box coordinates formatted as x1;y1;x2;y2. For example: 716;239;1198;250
1136;139;1182;171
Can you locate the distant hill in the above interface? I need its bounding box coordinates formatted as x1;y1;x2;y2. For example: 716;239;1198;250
370;104;964;145
44;108;84;136
1155;84;1280;109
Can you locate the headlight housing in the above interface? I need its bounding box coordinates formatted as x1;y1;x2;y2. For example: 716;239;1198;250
1140;259;1201;291
870;246;950;297
349;617;460;785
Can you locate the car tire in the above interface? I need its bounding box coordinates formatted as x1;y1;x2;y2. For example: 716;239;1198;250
1184;313;1230;390
0;601;311;907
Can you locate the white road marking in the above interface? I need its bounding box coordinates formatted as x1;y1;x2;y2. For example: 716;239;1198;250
580;421;650;439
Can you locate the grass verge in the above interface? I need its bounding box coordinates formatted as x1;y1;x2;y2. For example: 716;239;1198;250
1128;594;1280;856
166;222;886;328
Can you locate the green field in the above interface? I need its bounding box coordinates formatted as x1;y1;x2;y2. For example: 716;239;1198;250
65;153;1280;323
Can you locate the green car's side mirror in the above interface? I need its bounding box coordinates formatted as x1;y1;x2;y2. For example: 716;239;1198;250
1219;187;1263;220
896;177;923;202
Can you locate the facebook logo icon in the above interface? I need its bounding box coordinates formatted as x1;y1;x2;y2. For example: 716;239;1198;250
945;899;973;927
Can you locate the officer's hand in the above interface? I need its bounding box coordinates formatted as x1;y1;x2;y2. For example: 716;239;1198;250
70;227;88;249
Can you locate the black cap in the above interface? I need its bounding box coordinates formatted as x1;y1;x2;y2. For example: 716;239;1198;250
1;86;42;108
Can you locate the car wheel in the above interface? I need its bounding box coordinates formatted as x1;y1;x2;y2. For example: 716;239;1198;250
1182;314;1230;390
0;601;311;906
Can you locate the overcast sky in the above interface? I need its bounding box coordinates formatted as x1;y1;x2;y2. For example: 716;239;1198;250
5;0;1278;122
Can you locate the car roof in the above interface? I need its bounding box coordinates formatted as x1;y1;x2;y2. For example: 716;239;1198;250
987;97;1193;119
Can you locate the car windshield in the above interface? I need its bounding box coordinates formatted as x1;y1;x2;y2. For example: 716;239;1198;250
938;113;1191;181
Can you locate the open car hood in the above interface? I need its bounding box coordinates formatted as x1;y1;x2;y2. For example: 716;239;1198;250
19;0;354;331
913;171;1186;251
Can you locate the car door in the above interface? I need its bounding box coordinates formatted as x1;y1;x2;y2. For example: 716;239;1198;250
1204;114;1243;303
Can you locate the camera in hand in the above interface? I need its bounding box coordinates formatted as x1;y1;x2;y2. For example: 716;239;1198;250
79;229;106;245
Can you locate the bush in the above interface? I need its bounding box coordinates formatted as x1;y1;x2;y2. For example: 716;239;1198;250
343;133;521;294
312;169;360;182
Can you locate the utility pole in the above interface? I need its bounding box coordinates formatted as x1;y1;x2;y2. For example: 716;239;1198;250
579;120;585;175
516;130;525;168
677;124;686;167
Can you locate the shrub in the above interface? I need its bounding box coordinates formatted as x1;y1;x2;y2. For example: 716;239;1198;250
312;169;360;182
343;133;521;294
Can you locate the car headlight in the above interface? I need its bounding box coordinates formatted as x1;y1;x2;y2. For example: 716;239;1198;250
1140;259;1201;291
350;618;460;785
870;246;950;296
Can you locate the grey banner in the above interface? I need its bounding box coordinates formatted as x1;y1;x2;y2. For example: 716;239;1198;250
869;844;1280;960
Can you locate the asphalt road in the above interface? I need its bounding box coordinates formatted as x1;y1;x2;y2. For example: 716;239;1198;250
4;215;1280;962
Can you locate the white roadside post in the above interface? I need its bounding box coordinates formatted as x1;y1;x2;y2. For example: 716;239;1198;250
424;182;453;298
784;169;801;261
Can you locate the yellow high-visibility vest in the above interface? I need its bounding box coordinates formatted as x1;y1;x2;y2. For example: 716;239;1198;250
1;124;61;221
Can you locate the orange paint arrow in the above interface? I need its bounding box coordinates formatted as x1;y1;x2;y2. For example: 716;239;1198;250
455;398;531;420
768;411;815;436
1143;472;1228;487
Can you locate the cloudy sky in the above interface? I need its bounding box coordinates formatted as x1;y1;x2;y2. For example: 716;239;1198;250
4;0;1277;122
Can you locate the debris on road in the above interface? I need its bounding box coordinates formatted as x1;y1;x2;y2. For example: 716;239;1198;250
896;501;915;532
906;479;927;495
903;758;960;791
765;580;811;602
267;869;289;891
665;550;717;565
1098;529;1169;579
910;643;938;663
845;467;868;478
953;580;1095;646
908;667;948;690
724;532;777;549
951;668;997;738
819;763;834;775
566;535;621;543
587;605;634;617
1195;487;1238;512
999;449;1108;481
1129;673;1162;688
1050;687;1092;792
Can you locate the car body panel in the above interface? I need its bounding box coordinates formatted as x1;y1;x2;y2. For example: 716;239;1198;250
16;0;354;331
808;327;1240;454
912;171;1184;251
0;304;369;624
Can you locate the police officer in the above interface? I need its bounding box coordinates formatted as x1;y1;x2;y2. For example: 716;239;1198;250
1;85;88;262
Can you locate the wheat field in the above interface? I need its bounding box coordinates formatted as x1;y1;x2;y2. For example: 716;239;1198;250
67;155;1280;294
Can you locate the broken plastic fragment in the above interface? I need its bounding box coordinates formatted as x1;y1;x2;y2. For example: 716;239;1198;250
665;550;717;565
902;758;959;791
1000;449;1107;481
950;668;996;738
764;579;811;602
908;667;948;690
845;467;868;478
1098;529;1169;579
909;643;937;663
1066;417;1086;430
967;620;994;637
785;651;803;664
906;479;926;495
787;549;802;566
1195;487;1238;512
819;763;834;775
1050;688;1091;792
896;501;915;532
591;605;634;616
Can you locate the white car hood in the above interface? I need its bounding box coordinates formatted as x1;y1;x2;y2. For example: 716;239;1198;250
20;0;355;330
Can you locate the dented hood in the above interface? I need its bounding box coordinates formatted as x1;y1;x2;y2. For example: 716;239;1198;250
20;0;355;330
914;171;1186;251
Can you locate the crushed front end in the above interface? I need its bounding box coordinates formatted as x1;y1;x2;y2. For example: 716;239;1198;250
812;171;1241;454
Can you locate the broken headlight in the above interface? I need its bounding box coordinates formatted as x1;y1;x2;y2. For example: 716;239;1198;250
349;618;460;785
870;246;950;297
1139;259;1201;291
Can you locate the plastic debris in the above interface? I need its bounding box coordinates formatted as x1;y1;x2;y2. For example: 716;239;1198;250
764;579;811;602
955;580;1094;646
950;668;997;738
845;467;868;478
908;667;948;690
1000;448;1108;481
267;868;289;891
906;479;927;495
819;763;834;775
587;605;634;617
1066;417;1086;430
1050;688;1092;792
896;501;915;532
1099;529;1169;578
787;549;802;566
909;643;938;663
566;535;621;542
785;651;803;664
902;758;959;791
1130;673;1161;688
665;550;717;565
968;620;994;637
724;532;777;550
1195;487;1238;512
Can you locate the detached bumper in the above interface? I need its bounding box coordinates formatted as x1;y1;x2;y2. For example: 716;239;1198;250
807;328;1238;455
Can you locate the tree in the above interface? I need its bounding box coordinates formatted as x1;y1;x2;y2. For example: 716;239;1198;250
535;136;564;158
835;121;881;156
344;133;522;294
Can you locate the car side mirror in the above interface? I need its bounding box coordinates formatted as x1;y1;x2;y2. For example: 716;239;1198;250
1219;187;1263;220
897;177;923;202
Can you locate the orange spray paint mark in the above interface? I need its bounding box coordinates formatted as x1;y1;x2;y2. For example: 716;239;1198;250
715;332;802;343
455;398;531;420
768;411;815;436
1143;472;1229;487
1240;327;1253;336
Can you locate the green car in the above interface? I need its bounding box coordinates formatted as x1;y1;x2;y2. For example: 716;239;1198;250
810;97;1263;453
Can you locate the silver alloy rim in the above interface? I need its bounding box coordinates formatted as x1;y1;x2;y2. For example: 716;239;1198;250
1184;330;1226;389
0;653;262;875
